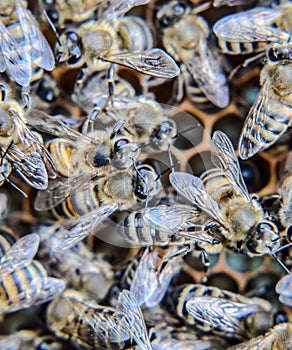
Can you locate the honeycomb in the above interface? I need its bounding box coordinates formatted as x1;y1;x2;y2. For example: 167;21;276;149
0;0;291;349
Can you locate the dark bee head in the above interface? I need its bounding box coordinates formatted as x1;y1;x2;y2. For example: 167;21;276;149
157;1;192;29
246;221;279;255
55;31;83;65
150;120;177;150
268;44;292;62
135;164;161;201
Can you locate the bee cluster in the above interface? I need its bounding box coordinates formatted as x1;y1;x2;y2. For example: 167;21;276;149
0;0;291;349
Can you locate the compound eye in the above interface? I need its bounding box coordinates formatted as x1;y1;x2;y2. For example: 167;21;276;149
173;2;186;16
114;138;129;152
256;222;275;233
38;85;57;103
268;47;279;62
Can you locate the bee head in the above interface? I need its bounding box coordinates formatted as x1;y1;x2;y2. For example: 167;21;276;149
150;120;177;150
268;44;292;62
246;221;279;255
157;1;192;29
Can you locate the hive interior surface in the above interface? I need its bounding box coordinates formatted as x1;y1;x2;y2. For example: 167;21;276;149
0;0;291;349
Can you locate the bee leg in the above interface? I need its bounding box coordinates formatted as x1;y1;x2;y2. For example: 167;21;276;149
82;96;108;134
21;86;31;109
200;249;210;272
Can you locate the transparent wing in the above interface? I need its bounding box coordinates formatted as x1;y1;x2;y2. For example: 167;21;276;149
0;233;39;276
179;41;229;108
130;249;159;306
186;297;261;334
6;145;48;190
102;0;150;21
34;174;97;210
213;7;289;43
26;108;98;144
51;204;119;252
100;49;180;78
212;130;250;201
117;290;152;350
213;0;254;6
169;172;226;227
16;0;55;70
0;20;31;86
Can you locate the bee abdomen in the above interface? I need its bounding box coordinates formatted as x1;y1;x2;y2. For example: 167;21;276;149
216;39;267;55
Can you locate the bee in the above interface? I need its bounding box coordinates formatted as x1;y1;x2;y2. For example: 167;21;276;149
156;0;229;109
165;283;272;338
213;4;291;55
35;160;162;216
0;227;65;317
146;131;280;258
119;247;183;308
37;222;114;302
47;289;152;350
238;41;292;159
46;124;140;177
55;1;178;80
0;84;57;191
97;96;178;152
227;322;292;350
0;329;65;350
0;0;55;87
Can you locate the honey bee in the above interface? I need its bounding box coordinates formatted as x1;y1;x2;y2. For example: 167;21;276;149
55;1;179;80
227;322;292;350
165;284;272;338
47;289;152;350
0;0;55;87
120;247;183;308
156;0;229;109
238;41;292;159
0;329;65;350
0;227;65;316
213;4;291;55
97;96;178;152
147;131;280;258
0;85;57;191
37;222;114;302
35;161;161;216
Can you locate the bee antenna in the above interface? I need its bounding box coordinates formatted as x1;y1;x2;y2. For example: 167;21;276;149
42;10;62;46
272;242;292;254
271;252;291;275
191;1;212;15
5;177;28;198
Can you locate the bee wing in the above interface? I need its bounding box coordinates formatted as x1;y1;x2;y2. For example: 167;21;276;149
213;0;254;6
169;172;226;227
130;249;159;306
101;49;180;78
238;83;291;159
102;0;150;21
211;130;250;201
0;233;39;276
213;7;289;43
0;20;31;86
117;290;152;350
51;204;119;252
26;109;98;144
6;145;49;190
145;252;183;309
15;0;55;70
34;174;95;210
179;41;229;108
186;297;261;334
